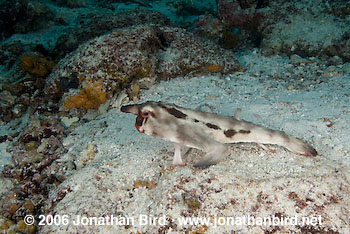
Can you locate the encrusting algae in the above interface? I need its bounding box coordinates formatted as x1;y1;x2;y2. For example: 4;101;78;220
19;53;55;77
206;63;223;73
63;78;107;110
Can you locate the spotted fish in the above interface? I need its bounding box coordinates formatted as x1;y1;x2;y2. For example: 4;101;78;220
121;102;317;168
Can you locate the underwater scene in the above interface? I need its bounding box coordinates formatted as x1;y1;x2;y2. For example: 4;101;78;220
0;0;350;233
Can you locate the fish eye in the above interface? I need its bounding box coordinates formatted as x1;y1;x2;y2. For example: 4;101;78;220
142;111;149;117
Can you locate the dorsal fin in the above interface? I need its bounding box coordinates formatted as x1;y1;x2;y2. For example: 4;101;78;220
234;108;242;119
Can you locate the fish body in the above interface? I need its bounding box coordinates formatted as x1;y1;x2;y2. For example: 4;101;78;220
121;101;317;168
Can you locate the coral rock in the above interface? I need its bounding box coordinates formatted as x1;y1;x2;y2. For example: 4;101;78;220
0;0;54;39
45;25;242;111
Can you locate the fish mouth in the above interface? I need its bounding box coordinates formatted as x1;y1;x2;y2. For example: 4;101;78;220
135;114;147;133
135;115;144;127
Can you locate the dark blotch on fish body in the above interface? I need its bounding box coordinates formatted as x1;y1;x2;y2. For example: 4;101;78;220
224;129;237;137
167;107;187;119
206;123;221;130
239;130;251;134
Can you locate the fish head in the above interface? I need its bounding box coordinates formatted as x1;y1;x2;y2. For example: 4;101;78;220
121;102;159;134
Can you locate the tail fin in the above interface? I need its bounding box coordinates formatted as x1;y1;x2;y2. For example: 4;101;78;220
242;125;317;157
281;135;317;156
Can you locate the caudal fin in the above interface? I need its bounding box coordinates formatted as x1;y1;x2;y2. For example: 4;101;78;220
282;136;317;157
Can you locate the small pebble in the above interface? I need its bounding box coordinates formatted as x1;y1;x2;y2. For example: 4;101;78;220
22;200;35;212
61;116;79;128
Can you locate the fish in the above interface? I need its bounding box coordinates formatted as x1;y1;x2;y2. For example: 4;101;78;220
121;101;317;168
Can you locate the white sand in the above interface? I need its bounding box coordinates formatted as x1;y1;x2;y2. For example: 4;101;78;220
40;51;350;233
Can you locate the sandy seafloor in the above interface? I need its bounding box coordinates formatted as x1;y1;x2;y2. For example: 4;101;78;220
38;51;350;233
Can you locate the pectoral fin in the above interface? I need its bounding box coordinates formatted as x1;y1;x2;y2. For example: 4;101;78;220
175;125;228;169
194;143;228;169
